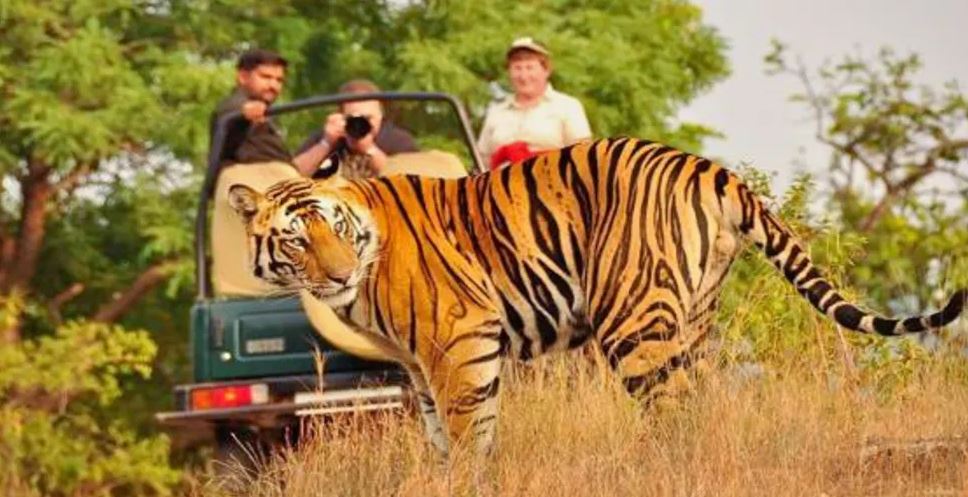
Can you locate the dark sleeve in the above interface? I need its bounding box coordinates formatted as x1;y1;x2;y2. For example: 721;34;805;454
375;122;419;155
210;91;250;165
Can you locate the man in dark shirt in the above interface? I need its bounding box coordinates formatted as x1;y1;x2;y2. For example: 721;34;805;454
210;49;329;176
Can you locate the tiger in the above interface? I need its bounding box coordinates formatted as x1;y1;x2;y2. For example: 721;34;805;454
227;137;966;456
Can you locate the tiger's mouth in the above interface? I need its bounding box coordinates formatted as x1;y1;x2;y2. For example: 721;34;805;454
308;282;358;308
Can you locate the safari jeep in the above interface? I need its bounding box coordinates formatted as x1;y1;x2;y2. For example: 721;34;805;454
155;91;485;462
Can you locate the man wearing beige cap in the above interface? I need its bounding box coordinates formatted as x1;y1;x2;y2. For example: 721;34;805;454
478;37;592;169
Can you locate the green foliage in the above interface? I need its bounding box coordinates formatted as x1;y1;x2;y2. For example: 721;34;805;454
718;170;966;400
855;333;932;398
0;295;179;496
0;2;275;493
0;320;155;404
257;1;728;152
387;0;730;151
32;166;197;331
718;174;843;367
0;1;239;172
726;42;967;401
764;41;968;310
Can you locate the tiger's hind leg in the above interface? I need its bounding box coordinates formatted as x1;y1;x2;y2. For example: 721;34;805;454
596;298;707;408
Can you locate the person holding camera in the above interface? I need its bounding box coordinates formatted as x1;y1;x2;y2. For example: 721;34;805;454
297;79;418;179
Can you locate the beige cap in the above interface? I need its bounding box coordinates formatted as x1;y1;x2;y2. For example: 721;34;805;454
506;37;551;59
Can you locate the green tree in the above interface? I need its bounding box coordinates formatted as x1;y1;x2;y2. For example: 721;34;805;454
0;1;295;494
264;1;729;164
716;44;967;393
1;1;230;338
764;42;968;310
0;296;179;495
310;0;730;151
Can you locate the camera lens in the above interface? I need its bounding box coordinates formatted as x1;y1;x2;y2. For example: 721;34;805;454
344;115;372;140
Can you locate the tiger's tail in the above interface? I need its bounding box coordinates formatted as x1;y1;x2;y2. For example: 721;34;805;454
720;168;966;335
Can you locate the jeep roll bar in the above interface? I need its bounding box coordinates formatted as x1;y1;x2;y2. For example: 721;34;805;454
197;91;484;299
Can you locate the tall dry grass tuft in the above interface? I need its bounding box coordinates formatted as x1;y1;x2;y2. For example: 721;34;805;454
208;351;968;497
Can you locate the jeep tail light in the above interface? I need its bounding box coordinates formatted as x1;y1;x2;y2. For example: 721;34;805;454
191;384;269;410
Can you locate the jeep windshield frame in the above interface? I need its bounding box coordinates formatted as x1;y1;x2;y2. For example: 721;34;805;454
197;91;484;299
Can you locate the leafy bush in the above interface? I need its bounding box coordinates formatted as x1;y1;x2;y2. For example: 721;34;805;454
0;295;180;497
717;168;968;399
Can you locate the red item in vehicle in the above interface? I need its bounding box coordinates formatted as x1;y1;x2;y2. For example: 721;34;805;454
490;141;536;170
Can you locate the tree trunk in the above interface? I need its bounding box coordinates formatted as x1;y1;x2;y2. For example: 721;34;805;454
0;235;16;288
93;261;177;323
0;160;53;343
4;160;52;294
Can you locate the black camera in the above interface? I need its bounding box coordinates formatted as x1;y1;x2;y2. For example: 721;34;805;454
344;114;373;140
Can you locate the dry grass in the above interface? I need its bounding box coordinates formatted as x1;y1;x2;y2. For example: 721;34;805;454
205;353;968;497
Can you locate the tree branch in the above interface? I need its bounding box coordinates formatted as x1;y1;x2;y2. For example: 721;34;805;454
793;56;829;145
837;141;882;180
92;261;177;323
928;137;968;164
54;162;94;196
858;194;898;232
857;155;939;232
837;131;966;232
47;283;85;326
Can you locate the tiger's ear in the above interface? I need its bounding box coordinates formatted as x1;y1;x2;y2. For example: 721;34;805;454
227;184;263;221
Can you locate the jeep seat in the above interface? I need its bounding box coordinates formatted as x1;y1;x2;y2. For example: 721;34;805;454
211;162;301;298
383;150;469;178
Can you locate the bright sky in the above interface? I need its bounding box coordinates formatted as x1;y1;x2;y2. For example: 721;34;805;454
680;0;968;193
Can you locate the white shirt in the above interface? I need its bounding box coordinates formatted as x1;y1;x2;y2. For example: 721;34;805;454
477;84;592;164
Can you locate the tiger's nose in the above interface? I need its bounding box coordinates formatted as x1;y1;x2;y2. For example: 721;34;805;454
329;269;353;285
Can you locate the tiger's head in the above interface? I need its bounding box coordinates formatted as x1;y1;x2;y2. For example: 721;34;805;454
227;177;378;308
